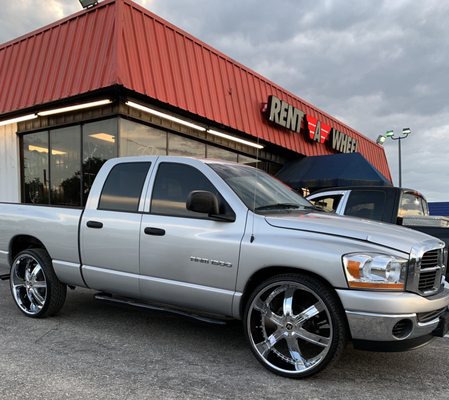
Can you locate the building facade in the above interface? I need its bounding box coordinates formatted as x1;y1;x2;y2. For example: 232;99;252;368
0;0;391;207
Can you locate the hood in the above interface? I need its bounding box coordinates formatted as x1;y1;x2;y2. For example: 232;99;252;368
265;211;440;254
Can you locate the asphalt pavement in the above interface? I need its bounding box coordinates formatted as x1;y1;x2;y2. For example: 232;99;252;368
0;280;448;400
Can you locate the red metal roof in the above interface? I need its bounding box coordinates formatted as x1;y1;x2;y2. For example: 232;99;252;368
0;0;391;180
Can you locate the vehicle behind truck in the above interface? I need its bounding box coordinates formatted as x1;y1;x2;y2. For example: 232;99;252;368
1;157;448;378
307;186;449;260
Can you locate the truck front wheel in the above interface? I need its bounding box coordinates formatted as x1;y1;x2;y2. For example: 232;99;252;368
244;273;347;378
10;249;67;318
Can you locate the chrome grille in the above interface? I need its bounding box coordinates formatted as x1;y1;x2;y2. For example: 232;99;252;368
418;249;443;295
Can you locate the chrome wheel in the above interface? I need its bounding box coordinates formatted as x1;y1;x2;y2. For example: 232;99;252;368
11;253;48;316
246;279;334;376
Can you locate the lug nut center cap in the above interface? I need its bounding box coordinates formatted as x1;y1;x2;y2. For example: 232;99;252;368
286;322;293;331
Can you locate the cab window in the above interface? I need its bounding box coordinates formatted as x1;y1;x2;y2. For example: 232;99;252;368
309;195;343;212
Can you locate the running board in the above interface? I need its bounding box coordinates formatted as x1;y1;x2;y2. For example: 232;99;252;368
0;274;9;281
94;293;229;325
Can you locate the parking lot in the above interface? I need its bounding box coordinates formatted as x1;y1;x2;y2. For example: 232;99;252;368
0;281;448;400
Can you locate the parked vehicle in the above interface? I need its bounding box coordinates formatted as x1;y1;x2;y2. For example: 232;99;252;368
1;157;448;378
307;186;449;256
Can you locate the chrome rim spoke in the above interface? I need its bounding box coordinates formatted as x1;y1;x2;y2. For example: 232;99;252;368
294;302;324;325
255;329;285;356
12;276;26;289
254;295;284;327
282;287;295;317
32;281;47;289
30;264;42;280
30;288;45;306
286;337;307;371
295;328;330;348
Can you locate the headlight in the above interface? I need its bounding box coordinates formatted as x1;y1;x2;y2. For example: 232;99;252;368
342;253;408;290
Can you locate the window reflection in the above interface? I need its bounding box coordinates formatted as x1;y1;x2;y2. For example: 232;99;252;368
23;132;49;204
120;119;167;156
207;145;238;162
168;134;206;157
50;126;81;206
83;119;118;204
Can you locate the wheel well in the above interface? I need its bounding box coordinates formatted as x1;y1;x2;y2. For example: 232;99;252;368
9;235;47;265
240;266;343;319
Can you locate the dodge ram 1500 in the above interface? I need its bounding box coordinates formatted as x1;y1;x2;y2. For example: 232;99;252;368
1;156;448;378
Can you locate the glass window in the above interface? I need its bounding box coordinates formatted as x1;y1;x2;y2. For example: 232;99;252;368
309;195;343;212
208;163;311;212
399;193;427;217
345;191;386;221
120;119;167;156
83;119;118;204
50;126;81;206
99;162;151;212
168;134;206;158
151;162;227;218
23;132;49;204
207;145;238;162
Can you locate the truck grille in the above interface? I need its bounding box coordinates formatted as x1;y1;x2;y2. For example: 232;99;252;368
417;249;443;295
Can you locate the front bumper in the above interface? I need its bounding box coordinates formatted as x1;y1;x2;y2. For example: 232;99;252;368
337;285;449;348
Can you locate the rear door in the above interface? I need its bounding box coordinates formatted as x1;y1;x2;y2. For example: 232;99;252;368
80;159;154;297
139;158;247;316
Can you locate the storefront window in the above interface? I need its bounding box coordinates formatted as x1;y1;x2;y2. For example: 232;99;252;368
120;119;167;156
168;133;206;157
206;145;238;162
50;126;81;206
23;132;49;204
83;119;118;204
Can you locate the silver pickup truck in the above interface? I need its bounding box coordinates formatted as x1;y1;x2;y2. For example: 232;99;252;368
1;156;448;378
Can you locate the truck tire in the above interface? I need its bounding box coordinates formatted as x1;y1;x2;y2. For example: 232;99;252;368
243;273;347;378
10;248;67;318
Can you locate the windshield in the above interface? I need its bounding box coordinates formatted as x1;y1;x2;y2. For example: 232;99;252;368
208;162;312;213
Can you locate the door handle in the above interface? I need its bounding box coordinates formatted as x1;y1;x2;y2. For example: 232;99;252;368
86;221;103;229
144;227;165;236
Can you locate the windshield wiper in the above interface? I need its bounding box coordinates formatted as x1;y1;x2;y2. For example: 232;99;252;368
255;203;301;211
301;205;328;212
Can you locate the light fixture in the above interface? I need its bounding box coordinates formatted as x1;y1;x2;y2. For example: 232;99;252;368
402;127;411;136
376;135;386;145
207;129;264;150
126;101;206;132
0;114;37;127
79;0;98;9
38;100;112;117
385;130;394;138
89;133;116;143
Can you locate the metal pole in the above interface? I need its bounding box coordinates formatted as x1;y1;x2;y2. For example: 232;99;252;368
398;137;402;187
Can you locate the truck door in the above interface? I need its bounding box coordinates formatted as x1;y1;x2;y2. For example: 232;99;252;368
139;159;246;316
80;161;152;297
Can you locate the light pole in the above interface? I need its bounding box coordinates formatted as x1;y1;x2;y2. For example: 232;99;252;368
376;128;412;188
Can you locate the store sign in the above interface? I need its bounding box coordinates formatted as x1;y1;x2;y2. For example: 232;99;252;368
265;95;358;153
331;129;358;153
266;95;304;133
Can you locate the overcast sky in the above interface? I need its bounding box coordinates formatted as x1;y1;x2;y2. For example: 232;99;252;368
1;0;448;201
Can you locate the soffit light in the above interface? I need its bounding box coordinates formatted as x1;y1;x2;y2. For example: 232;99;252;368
38;100;112;117
0;114;37;127
126;101;207;132
126;101;264;150
207;129;264;150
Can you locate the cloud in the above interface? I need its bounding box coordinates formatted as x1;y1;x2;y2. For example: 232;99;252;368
1;0;448;201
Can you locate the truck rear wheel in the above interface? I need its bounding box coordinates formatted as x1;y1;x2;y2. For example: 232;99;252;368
243;273;347;378
10;248;67;318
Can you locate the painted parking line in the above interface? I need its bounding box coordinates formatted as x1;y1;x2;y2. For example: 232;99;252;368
445;334;449;338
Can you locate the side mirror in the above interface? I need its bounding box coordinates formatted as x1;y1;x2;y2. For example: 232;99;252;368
186;191;220;215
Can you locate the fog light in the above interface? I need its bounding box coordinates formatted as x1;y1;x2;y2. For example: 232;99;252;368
392;319;413;339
